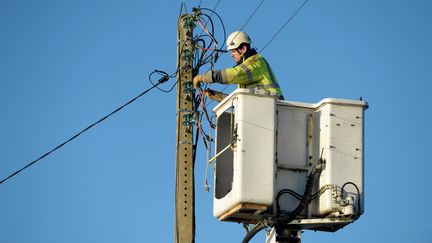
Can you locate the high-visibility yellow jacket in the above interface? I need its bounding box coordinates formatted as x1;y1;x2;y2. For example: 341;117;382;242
202;49;284;99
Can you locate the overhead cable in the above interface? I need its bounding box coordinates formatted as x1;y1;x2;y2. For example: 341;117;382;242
0;76;169;186
238;0;265;32
260;0;310;52
211;0;265;56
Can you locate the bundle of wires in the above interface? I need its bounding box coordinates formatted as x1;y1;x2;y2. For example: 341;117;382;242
188;7;227;166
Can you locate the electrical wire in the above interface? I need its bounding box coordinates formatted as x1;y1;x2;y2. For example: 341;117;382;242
260;0;310;53
197;87;214;127
191;17;221;192
148;69;177;93
242;160;325;243
275;188;303;218
278;189;303;201
197;0;222;38
179;2;188;15
238;0;265;32
341;181;362;219
199;8;226;50
192;9;226;78
192;6;227;79
190;8;227;110
0;78;169;186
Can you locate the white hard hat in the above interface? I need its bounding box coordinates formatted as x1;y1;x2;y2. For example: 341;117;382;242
226;31;251;50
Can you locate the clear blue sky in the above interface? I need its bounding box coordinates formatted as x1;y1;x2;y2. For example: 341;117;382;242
1;0;431;242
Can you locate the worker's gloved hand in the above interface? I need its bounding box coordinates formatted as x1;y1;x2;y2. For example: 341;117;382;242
193;75;204;88
193;74;214;88
204;89;228;102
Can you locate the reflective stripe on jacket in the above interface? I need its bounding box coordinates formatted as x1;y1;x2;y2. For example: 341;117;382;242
202;53;283;98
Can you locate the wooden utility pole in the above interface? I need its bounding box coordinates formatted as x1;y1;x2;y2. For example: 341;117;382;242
175;14;195;243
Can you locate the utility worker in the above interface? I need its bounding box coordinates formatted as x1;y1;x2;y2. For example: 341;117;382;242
193;31;284;101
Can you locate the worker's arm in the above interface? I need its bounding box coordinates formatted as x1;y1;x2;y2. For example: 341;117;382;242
202;64;253;85
202;55;266;86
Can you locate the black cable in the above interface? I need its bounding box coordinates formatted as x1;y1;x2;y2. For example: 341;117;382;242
275;188;304;222
195;0;222;44
199;8;226;50
193;38;209;74
203;14;217;45
198;0;220;34
200;14;216;45
260;0;310;53
242;160;325;243
190;6;228;83
276;189;303;215
242;223;267;243
196;15;218;64
278;189;303;201
179;2;187;15
193;125;200;163
341;181;362;219
238;0;265;32
0;78;168;186
277;161;325;223
148;69;175;93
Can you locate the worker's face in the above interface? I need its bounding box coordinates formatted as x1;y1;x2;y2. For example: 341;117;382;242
229;46;247;63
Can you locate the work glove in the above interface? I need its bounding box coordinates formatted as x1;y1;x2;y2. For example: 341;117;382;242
204;89;228;102
193;75;204;88
193;74;214;88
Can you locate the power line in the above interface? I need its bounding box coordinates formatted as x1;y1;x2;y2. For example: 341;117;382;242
220;0;265;53
239;0;265;32
260;0;310;52
0;77;169;186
